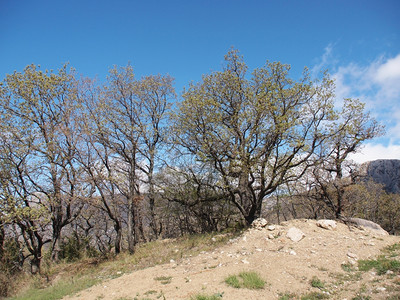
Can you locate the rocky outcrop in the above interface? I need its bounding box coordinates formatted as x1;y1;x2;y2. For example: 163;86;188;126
358;159;400;194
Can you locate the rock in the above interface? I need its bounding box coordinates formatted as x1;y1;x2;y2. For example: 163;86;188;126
347;252;358;259
268;234;275;240
289;250;297;255
316;219;337;230
345;217;389;236
251;218;268;229
348;259;357;265
286;227;305;242
267;225;276;231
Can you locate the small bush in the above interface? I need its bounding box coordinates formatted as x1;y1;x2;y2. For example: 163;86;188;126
279;293;297;300
341;263;354;272
224;271;265;289
385;243;400;254
0;238;22;274
310;276;325;289
352;295;371;300
301;291;329;300
153;275;172;284
191;292;223;300
224;275;241;288
358;256;400;275
0;238;23;297
60;234;98;262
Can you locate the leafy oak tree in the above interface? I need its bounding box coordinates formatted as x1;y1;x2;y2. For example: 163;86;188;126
172;49;337;225
0;65;86;267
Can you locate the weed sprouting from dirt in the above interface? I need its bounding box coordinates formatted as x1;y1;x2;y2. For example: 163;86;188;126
224;271;265;289
310;276;325;289
154;276;172;284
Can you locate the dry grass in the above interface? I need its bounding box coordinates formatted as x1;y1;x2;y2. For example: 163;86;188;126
8;230;240;300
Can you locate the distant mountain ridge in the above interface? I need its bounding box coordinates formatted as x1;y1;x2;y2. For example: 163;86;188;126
358;159;400;194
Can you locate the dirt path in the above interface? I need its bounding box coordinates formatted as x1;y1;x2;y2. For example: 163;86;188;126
64;219;400;300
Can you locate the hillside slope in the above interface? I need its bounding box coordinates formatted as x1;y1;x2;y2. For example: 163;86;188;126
63;219;400;300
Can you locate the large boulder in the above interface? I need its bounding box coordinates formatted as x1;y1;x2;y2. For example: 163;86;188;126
346;217;389;236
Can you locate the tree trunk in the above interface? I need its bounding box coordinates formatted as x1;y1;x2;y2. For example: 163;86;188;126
147;152;159;239
127;196;135;254
31;256;41;275
114;221;122;255
0;224;4;258
51;222;62;261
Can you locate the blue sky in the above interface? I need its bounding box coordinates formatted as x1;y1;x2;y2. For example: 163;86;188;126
1;0;399;163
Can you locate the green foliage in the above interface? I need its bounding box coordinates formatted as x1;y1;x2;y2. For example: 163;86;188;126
341;263;354;272
59;234;98;262
9;276;100;300
191;292;224;300
224;271;265;289
172;48;380;224
358;256;400;275
310;276;325;289
300;292;329;300
385;243;400;254
154;276;172;284
0;237;21;274
0;237;22;297
278;293;297;300
224;275;241;288
351;295;371;300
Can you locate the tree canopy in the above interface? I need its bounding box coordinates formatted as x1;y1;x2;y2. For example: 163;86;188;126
171;49;381;224
0;50;384;278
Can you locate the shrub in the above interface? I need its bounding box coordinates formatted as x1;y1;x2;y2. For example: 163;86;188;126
60;233;98;262
225;271;265;289
0;238;23;297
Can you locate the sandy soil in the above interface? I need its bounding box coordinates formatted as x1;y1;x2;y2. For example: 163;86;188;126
63;219;400;300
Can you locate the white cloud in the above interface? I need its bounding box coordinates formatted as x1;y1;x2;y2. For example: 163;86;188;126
329;53;400;140
349;143;400;164
375;54;400;83
312;44;336;77
314;47;400;163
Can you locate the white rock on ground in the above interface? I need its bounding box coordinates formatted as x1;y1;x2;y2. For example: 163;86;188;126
286;227;305;242
251;218;268;229
316;219;337;230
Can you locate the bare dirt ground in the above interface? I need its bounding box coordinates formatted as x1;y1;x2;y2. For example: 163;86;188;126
64;219;400;300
